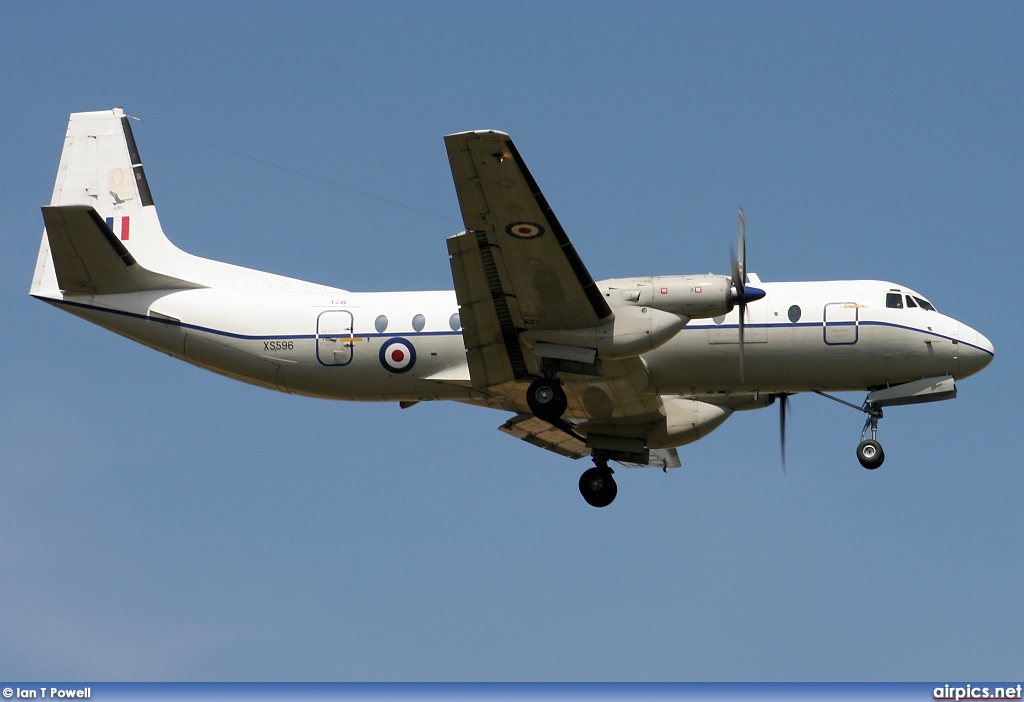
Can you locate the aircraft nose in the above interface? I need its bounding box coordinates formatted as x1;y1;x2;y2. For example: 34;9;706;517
958;324;995;377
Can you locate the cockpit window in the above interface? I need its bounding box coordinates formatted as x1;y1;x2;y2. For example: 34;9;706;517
913;296;936;311
905;295;918;308
886;293;903;309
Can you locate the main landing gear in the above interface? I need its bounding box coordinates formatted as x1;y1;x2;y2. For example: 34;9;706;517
527;376;568;421
525;370;618;508
815;391;886;470
579;457;617;508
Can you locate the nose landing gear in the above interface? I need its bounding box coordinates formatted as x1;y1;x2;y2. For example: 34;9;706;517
856;407;885;469
815;391;887;470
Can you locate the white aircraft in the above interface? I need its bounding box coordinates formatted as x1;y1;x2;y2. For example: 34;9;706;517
31;108;994;507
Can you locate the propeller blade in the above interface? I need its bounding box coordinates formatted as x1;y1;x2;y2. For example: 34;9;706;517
738;301;746;381
779;394;788;472
729;247;743;298
738;207;746;286
733;208;747;381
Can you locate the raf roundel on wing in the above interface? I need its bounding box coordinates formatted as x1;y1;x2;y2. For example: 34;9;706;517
505;221;545;239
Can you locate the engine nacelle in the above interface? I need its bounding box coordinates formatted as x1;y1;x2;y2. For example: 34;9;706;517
521;304;687;361
603;275;733;319
647;397;733;449
649;275;733;318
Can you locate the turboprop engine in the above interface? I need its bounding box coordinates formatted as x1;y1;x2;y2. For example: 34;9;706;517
608;275;735;319
520;275;735;361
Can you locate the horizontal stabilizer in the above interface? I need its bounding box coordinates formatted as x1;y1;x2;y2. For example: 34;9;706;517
41;205;204;294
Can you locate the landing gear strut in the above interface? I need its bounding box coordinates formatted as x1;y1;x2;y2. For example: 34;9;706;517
579;458;617;508
527;376;567;421
814;391;886;470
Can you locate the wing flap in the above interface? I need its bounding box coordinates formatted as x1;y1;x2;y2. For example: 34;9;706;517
498;414;683;469
498;414;589;460
448;230;531;388
620;448;681;470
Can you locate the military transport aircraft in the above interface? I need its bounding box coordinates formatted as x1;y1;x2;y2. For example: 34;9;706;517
31;108;994;507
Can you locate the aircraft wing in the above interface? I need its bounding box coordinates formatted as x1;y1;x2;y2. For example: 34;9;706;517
445;130;612;388
445;130;669;466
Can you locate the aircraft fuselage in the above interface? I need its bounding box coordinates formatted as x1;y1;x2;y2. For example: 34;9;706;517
36;276;993;407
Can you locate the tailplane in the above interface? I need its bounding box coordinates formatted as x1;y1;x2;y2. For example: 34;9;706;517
40;205;203;294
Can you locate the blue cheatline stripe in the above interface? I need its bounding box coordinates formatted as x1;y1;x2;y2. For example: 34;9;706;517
860;320;993;355
38;297;463;342
38;295;992;356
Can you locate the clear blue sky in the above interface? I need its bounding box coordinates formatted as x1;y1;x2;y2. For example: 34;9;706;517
1;1;1020;681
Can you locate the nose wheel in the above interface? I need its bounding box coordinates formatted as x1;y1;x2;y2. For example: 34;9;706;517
856;409;885;469
579;459;617;508
856;439;884;469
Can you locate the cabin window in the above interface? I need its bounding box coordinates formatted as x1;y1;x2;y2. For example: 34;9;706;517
449;313;462;331
412;314;426;332
787;305;801;323
914;296;936;311
905;295;918;308
374;315;388;333
885;293;904;309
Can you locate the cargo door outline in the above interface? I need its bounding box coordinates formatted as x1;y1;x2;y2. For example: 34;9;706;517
823;302;859;345
316;310;356;366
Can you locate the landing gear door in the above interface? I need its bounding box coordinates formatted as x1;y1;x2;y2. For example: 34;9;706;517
317;310;355;366
823;303;859;345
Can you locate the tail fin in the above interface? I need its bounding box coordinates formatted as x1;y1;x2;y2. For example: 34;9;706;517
32;107;189;296
31;107;343;297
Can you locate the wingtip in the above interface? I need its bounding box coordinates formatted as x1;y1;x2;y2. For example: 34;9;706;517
444;129;511;139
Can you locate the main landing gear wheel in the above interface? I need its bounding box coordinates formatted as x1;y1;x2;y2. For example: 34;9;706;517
856;439;885;470
579;466;617;508
527;377;567;421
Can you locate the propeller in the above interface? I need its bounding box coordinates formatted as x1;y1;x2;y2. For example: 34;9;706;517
778;393;790;472
729;208;766;381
